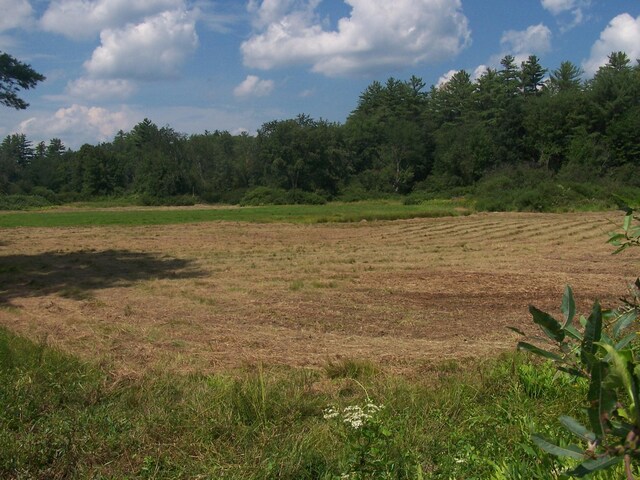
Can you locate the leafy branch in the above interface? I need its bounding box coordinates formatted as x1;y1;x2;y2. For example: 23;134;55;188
514;211;640;478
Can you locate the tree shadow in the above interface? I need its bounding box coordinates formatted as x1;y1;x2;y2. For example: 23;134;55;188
0;249;205;304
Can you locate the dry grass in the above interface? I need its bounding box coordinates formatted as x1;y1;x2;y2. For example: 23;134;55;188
0;211;634;376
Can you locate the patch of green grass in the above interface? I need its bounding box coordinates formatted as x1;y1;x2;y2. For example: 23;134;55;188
1;327;624;479
0;199;471;228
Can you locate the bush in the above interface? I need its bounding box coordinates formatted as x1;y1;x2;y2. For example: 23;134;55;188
472;165;611;212
30;187;61;204
285;190;327;205
515;210;640;477
0;194;52;210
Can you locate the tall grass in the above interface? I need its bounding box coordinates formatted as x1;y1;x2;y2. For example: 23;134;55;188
0;327;623;479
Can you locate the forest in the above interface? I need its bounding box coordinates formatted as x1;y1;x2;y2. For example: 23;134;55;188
1;51;639;211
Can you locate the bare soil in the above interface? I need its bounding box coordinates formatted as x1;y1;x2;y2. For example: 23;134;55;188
0;211;636;376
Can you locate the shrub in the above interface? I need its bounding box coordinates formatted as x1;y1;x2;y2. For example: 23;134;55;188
0;194;52;210
30;187;61;204
515;209;640;478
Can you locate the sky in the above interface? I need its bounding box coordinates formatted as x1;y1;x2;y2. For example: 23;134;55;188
1;0;639;149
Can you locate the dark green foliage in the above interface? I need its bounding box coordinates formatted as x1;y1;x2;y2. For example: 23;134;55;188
0;51;45;110
515;213;640;477
0;194;53;210
240;186;327;206
1;50;640;210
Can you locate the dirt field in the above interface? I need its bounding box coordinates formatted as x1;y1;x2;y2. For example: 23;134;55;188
0;211;637;376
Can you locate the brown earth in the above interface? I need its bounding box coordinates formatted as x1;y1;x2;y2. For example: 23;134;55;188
0;211;636;376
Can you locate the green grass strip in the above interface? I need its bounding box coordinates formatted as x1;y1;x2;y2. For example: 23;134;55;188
0;200;469;228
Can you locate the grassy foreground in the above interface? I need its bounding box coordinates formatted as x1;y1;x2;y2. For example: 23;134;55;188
0;200;469;228
0;326;627;479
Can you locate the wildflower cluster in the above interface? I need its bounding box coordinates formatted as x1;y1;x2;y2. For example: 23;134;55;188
324;402;383;430
324;401;405;479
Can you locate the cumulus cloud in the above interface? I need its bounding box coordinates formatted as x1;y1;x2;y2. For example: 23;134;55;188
84;9;198;80
18;104;138;146
233;75;275;97
40;0;183;39
0;0;34;31
247;0;320;28
472;64;489;81
583;13;640;76
436;69;457;88
500;24;552;56
66;78;137;100
541;0;589;29
541;0;577;15
241;0;471;77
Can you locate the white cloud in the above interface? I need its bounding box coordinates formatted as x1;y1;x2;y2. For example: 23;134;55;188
583;13;640;77
233;75;275;98
0;0;33;31
192;1;242;33
84;9;198;80
298;88;315;97
436;69;457;88
472;64;488;81
66;78;137;100
18;104;138;146
247;0;320;28
241;0;471;77
40;0;183;39
541;0;589;29
501;24;552;56
541;0;576;15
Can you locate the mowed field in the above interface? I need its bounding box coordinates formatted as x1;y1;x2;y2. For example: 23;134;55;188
0;210;635;376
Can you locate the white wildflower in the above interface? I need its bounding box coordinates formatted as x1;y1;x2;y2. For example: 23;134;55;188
323;401;384;429
323;407;339;420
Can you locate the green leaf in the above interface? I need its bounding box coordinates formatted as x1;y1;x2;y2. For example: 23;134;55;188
597;344;632;399
607;233;627;245
613;243;630;255
563;325;582;341
557;366;587;378
613;310;637;337
531;434;584;460
559;416;596;442
561;285;576;328
614;332;637;351
507;326;526;336
623;213;632;232
581;301;602;367
587;361;606;437
613;195;632;214
628;362;640;425
579;315;587;328
517;342;564;362
529;305;565;343
566;456;622;477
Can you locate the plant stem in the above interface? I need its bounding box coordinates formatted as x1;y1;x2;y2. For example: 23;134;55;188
625;454;634;480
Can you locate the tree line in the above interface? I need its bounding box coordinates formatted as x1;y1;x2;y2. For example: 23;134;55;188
2;51;639;208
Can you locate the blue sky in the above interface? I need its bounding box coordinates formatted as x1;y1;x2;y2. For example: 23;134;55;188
1;0;639;148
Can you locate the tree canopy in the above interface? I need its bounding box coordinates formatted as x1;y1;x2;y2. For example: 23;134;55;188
1;51;640;210
0;52;46;110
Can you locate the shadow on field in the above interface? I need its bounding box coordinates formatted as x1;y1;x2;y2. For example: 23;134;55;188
0;249;204;304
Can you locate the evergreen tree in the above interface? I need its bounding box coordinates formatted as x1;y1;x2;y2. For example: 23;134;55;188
0;52;45;109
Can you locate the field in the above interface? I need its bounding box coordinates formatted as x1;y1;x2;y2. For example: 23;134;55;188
0;207;633;377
